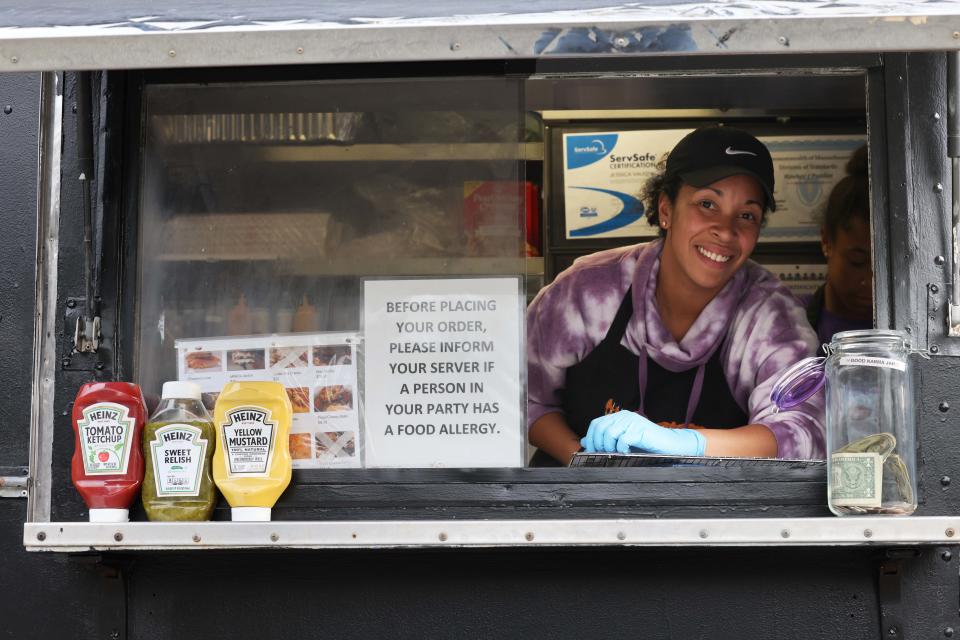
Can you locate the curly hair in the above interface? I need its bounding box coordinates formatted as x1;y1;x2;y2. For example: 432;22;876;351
640;159;683;238
821;144;869;241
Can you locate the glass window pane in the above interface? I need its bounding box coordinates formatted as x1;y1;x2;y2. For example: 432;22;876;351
137;77;530;470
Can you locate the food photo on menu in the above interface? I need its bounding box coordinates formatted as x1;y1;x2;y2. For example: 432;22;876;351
314;385;353;413
185;350;222;371
289;433;313;460
313;345;352;367
285;386;312;413
270;346;310;369
315;431;356;460
227;348;265;371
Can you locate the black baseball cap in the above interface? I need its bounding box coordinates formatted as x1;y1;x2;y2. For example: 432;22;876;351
665;126;776;211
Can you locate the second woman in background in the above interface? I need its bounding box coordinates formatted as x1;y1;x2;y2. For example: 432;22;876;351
806;145;872;349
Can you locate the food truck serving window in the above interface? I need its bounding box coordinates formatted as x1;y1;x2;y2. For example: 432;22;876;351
132;65;869;480
137;76;532;471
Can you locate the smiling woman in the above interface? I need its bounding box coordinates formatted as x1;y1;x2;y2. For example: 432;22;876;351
527;126;825;466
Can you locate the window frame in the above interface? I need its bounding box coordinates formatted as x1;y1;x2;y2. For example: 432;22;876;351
30;53;957;550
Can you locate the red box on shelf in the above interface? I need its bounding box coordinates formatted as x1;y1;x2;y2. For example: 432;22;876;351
464;181;540;257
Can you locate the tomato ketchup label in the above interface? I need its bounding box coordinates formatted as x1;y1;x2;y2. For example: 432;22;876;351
221;406;276;476
77;402;136;475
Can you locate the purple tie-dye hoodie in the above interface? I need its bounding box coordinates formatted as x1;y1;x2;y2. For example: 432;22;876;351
527;240;826;460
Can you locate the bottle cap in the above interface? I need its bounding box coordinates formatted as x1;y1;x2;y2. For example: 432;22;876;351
231;507;272;522
161;381;202;401
88;508;129;523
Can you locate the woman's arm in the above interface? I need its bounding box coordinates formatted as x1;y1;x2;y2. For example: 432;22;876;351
529;412;583;465
724;273;826;459
696;423;777;457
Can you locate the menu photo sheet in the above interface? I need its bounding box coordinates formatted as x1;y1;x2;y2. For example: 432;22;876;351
176;332;362;469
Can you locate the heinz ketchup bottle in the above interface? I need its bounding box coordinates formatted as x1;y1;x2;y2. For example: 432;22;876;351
71;382;147;522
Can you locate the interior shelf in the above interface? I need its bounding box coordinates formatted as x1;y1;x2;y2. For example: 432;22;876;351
161;142;544;163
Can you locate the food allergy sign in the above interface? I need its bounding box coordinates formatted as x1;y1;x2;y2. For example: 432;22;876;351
363;278;523;468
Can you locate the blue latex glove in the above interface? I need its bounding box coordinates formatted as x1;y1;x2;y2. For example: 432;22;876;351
580;411;707;456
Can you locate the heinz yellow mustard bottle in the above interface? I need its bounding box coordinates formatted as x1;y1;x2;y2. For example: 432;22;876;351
213;381;292;521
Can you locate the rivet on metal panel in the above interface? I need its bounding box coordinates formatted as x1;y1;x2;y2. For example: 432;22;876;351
192;535;201;543
450;42;461;51
947;528;956;538
2;105;11;115
699;530;708;539
270;533;279;542
936;255;947;266
954;31;960;39
931;284;941;293
113;532;123;542
888;626;898;636
940;401;950;412
617;531;626;541
9;56;17;64
781;529;790;539
438;532;448;542
936;183;944;193
936;112;942;120
524;532;534;541
168;50;176;58
296;47;304;54
942;549;953;561
943;476;952;487
931;345;941;354
777;36;789;46
36;532;46;541
864;529;873;538
946;627;955;638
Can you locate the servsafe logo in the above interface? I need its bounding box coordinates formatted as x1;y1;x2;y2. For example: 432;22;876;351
566;133;618;170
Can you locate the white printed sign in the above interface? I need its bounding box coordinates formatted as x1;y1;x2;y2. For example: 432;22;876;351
761;135;866;241
363;278;524;468
176;332;361;469
563;129;688;239
763;263;828;299
838;356;906;371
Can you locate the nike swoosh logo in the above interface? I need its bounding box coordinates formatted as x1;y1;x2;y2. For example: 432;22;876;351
725;146;757;156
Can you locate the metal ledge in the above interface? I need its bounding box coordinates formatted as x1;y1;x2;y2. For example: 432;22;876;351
24;517;960;552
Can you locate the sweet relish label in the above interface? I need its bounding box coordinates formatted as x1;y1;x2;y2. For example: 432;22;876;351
221;406;276;476
150;424;207;497
78;402;136;475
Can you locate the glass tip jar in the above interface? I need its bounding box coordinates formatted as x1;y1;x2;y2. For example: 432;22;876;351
772;329;918;516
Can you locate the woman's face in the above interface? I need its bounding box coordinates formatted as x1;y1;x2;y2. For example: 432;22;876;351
658;174;764;296
822;216;872;320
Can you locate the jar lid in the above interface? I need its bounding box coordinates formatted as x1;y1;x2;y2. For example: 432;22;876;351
828;329;910;350
161;381;202;401
770;356;826;410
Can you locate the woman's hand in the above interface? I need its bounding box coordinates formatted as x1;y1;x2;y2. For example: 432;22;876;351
581;411;706;456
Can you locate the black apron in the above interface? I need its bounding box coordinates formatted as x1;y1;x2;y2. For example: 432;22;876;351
530;287;748;467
